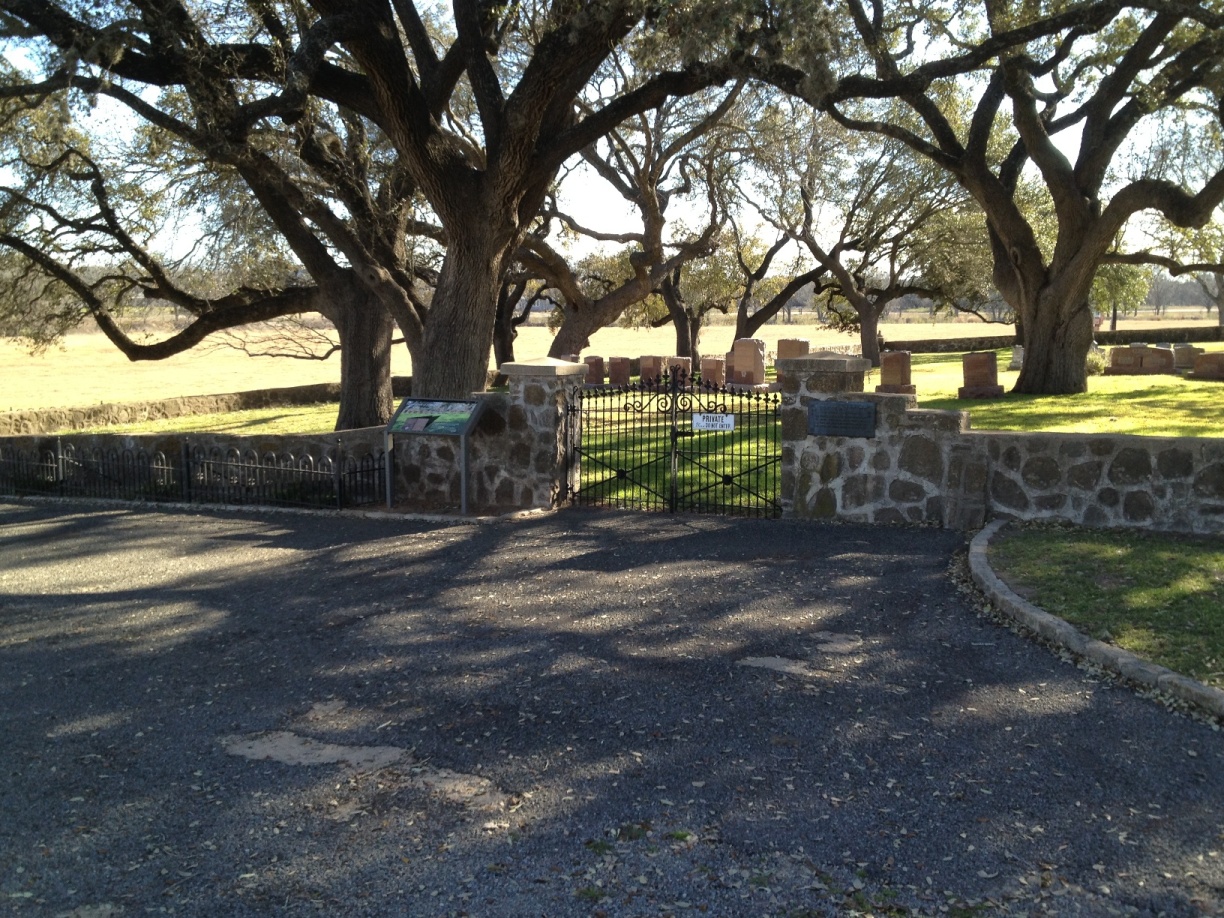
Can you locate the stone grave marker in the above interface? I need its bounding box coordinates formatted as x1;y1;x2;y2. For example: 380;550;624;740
875;350;916;394
776;338;810;360
700;356;726;386
639;355;665;382
1174;345;1204;370
608;356;632;386
1191;352;1224;380
1105;345;1177;375
666;356;692;380
727;338;766;385
583;356;605;385
958;351;1004;398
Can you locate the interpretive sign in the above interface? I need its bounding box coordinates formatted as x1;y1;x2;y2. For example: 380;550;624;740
384;398;488;514
692;412;735;432
807;401;876;438
387;399;483;437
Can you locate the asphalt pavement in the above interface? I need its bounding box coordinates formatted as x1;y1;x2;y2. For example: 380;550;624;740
0;500;1221;917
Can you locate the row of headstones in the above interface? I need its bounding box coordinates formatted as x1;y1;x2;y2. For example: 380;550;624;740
561;337;817;387
1102;343;1224;379
875;350;1004;399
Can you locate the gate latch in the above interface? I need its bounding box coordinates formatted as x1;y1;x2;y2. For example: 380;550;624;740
671;429;696;442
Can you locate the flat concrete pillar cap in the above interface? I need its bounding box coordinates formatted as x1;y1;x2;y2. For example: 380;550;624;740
499;358;590;378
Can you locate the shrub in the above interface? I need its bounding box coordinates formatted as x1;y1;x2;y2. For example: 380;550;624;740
1085;350;1106;376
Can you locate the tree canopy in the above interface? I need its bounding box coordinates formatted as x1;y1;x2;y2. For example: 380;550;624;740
0;0;835;425
746;0;1224;392
1;0;1223;414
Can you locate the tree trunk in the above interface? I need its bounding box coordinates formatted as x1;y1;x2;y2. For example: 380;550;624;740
493;286;519;369
547;305;596;359
1013;296;1095;395
413;233;503;398
859;308;882;367
330;296;395;431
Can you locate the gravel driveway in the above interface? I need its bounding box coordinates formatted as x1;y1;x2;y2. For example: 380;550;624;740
1;501;1221;917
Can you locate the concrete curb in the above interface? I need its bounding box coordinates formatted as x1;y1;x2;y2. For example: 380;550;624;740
969;519;1224;720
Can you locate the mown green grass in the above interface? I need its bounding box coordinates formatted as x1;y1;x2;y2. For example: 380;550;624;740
900;348;1224;437
989;525;1224;689
576;400;781;514
70;403;342;436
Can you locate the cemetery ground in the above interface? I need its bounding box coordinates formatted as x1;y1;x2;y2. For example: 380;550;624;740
1;503;1223;918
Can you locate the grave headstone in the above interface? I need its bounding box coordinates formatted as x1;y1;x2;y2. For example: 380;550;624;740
1174;345;1204;370
608;356;632;386
876;350;916;394
1191;352;1224;380
666;356;692;380
582;356;606;385
776;338;810;360
958;351;1004;398
700;356;726;386
639;355;665;382
1105;345;1177;375
1007;345;1024;370
728;338;766;385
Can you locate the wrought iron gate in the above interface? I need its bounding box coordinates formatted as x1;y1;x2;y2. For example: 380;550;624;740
565;370;781;516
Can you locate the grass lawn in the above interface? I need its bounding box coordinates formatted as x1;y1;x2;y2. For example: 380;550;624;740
903;348;1224;438
69;403;344;436
988;525;1224;691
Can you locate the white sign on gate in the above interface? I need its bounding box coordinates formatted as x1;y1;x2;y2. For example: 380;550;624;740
692;412;735;432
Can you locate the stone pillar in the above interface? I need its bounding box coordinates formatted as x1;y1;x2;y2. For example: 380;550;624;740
876;351;915;394
608;356;632;386
775;354;876;517
958;352;1004;398
700;356;726;386
583;356;606;385
496;358;588;510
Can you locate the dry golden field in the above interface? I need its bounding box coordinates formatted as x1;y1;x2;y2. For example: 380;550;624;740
1;315;1218;412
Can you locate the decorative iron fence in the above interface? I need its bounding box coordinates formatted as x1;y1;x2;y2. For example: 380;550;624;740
566;370;782;517
0;440;386;511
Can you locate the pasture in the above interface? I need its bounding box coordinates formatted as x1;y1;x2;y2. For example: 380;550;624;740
4;314;1219;413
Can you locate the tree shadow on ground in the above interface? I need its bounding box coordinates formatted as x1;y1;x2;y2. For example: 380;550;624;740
1;501;1221;916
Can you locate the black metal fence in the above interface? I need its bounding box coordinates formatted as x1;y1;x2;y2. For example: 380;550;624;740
566;370;782;517
0;440;387;511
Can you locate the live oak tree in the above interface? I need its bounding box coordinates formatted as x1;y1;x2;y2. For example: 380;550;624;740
746;0;1224;394
521;64;741;360
0;0;836;413
740;97;990;365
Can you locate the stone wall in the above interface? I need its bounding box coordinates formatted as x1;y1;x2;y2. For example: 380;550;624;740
389;361;585;512
1;363;585;515
781;378;1224;534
